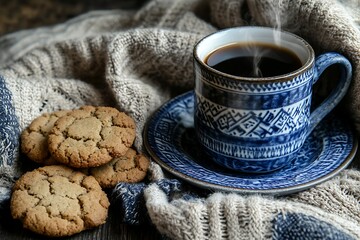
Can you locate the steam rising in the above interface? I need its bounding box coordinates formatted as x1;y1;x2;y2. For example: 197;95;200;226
252;47;263;77
271;0;284;45
249;0;285;77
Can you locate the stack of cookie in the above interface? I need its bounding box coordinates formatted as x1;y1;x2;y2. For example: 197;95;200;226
10;106;150;237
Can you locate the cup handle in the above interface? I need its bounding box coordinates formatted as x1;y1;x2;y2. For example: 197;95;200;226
308;52;352;135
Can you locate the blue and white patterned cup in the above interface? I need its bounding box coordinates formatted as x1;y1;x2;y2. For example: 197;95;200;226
193;27;352;173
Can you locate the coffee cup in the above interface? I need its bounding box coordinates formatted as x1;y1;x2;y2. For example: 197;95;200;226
193;26;352;173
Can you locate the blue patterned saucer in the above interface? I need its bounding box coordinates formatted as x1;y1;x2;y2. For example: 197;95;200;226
144;91;358;195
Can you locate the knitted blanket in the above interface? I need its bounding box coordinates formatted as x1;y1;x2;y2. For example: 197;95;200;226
1;0;360;239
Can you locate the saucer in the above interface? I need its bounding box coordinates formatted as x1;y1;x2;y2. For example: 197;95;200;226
144;91;358;195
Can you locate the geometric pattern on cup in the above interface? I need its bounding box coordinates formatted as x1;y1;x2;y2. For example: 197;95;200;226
196;126;304;160
195;94;311;139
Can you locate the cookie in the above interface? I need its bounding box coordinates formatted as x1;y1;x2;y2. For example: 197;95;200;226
21;110;70;165
10;165;110;237
88;148;150;188
48;106;136;168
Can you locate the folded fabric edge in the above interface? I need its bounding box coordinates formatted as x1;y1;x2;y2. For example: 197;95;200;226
0;75;20;206
144;184;360;240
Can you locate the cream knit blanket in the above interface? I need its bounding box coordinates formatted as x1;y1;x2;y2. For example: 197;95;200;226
1;0;360;239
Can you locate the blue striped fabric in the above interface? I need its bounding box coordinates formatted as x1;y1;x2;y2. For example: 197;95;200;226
0;75;19;167
112;179;182;225
273;212;354;240
113;179;356;239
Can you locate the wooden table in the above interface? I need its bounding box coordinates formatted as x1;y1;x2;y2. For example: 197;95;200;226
0;194;162;240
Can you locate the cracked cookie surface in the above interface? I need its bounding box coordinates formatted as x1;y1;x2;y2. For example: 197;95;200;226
21;110;70;165
10;165;110;237
88;148;150;188
48;106;136;168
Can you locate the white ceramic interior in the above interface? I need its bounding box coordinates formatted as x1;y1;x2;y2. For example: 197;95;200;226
195;27;311;66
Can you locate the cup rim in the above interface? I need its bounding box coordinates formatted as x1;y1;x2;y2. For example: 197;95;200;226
194;26;315;82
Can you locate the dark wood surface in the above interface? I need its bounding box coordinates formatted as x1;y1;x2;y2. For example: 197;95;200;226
0;196;162;240
0;0;147;35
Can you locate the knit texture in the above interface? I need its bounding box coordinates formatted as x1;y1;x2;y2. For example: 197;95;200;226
0;76;20;203
144;169;360;239
0;0;360;239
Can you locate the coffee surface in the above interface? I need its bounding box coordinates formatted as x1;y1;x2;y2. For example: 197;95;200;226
205;43;302;78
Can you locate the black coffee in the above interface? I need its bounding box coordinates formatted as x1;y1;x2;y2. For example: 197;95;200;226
205;43;302;78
